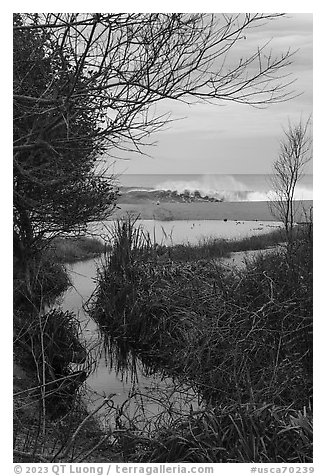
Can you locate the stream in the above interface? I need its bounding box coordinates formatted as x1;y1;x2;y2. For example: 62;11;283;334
60;257;199;429
59;219;281;427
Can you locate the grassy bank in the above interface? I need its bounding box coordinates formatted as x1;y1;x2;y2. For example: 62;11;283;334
90;218;312;462
13;239;110;462
49;236;106;263
13;296;123;462
157;226;285;262
49;225;286;264
13;220;312;463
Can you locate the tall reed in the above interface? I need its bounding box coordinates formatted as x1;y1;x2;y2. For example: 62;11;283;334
90;217;312;462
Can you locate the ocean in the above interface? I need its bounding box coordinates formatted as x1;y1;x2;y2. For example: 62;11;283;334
116;173;313;202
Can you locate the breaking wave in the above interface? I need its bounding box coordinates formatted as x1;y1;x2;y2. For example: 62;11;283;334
120;175;312;202
154;176;312;202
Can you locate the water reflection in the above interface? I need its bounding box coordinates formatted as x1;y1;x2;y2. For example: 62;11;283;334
61;258;199;427
61;219;281;426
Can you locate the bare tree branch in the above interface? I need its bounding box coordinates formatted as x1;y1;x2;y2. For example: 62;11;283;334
269;117;312;239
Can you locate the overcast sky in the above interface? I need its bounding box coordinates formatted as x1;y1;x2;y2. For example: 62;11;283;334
110;13;313;176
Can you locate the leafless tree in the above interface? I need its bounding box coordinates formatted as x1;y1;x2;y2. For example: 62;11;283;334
269;118;312;240
13;13;297;265
14;13;297;154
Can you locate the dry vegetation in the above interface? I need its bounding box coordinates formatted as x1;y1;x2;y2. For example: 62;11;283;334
89;218;312;462
13;219;312;463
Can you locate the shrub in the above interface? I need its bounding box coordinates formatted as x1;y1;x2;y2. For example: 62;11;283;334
14;308;88;417
13;252;71;313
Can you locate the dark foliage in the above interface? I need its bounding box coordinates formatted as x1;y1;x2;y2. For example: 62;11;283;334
13;13;117;264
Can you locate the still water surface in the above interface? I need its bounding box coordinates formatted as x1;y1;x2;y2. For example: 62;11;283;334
62;257;198;427
90;218;282;245
61;219;281;425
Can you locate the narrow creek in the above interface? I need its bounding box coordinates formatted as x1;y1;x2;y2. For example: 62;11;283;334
59;256;200;428
58;219;282;427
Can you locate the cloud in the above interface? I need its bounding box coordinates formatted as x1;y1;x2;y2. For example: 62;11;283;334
111;13;312;175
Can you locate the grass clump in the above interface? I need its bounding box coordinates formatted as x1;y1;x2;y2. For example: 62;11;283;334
49;236;106;263
133;403;312;463
154;226;285;262
90;217;312;462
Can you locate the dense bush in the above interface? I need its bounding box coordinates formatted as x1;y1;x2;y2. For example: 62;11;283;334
13;252;71;312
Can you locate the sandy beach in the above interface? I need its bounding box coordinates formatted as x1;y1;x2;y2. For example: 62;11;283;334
112;200;313;222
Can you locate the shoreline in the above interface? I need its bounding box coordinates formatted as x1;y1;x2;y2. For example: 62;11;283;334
111;200;313;222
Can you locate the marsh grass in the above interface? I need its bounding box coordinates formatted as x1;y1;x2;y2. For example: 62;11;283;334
132;402;312;463
152;226;285;262
90;216;312;462
13;217;312;463
50;236;106;263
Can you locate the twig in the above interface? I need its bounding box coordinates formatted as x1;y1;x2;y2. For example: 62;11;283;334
14;449;50;463
76;433;111;463
56;394;115;461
